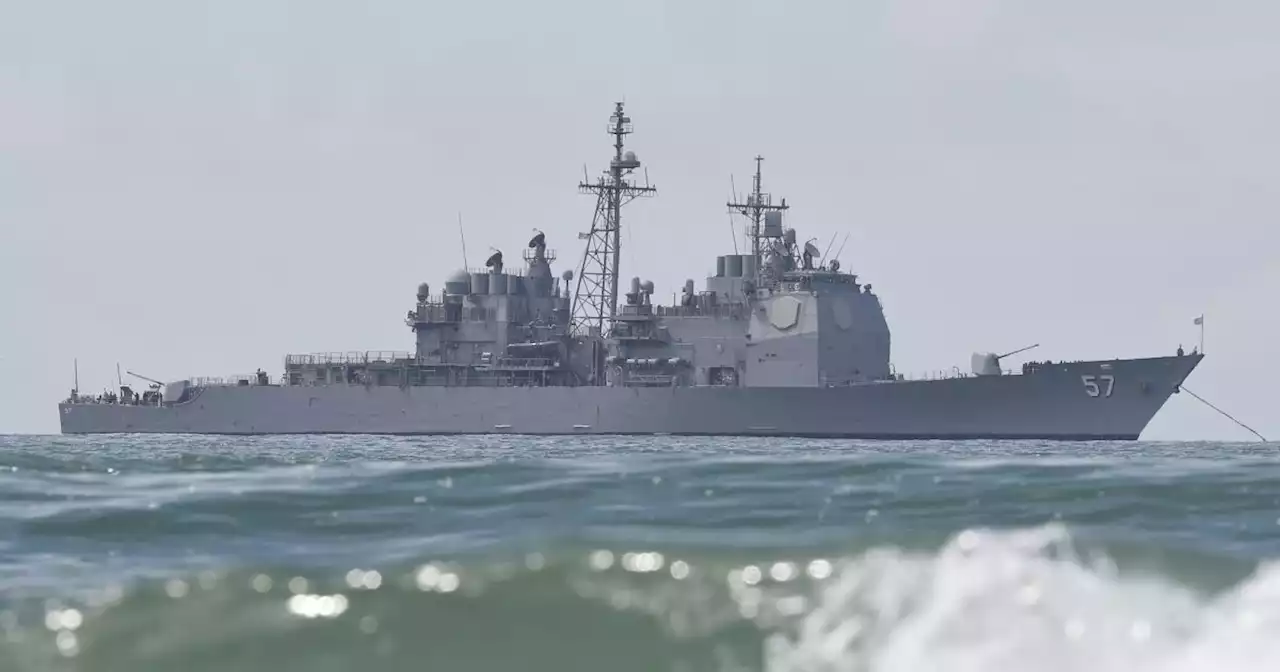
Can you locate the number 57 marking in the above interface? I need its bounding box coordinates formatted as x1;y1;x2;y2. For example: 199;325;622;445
1081;374;1115;398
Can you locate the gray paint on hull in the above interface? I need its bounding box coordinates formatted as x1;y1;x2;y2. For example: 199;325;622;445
59;355;1201;440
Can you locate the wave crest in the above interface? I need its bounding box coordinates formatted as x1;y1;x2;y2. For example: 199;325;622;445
765;525;1280;672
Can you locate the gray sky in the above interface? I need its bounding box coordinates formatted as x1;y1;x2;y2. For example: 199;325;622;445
2;0;1275;439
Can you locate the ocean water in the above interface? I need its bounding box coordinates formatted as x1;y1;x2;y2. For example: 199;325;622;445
0;435;1278;671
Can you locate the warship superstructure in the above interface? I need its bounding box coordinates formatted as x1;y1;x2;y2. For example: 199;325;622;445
58;103;1202;439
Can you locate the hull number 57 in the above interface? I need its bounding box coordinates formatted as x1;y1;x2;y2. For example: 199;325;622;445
1081;374;1115;398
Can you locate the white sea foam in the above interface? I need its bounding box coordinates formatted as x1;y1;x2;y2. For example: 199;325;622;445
763;524;1280;672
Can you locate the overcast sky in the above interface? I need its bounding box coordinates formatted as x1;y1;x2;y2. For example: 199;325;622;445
2;0;1275;439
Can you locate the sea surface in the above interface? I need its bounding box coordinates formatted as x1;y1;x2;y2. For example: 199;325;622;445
0;435;1278;671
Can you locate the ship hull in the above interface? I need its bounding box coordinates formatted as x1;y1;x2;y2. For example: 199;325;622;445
58;355;1201;440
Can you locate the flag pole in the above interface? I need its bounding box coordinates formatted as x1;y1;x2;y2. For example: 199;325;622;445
1198;314;1205;353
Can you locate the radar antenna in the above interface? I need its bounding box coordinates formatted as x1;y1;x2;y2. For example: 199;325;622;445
484;249;504;273
571;102;656;336
727;156;789;288
802;239;821;270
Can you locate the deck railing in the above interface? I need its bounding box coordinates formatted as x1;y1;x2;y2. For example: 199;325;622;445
191;373;277;387
655;304;748;320
285;351;414;366
884;367;1024;382
485;357;555;370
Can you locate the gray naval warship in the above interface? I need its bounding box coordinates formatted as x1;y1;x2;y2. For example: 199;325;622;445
59;102;1202;439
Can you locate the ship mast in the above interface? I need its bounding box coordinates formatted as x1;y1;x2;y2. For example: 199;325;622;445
727;156;788;289
571;102;656;336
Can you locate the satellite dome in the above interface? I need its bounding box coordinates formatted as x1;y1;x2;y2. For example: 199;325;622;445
447;269;470;283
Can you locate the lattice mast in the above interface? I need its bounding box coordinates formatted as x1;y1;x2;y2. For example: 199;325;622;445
727;156;788;287
571;102;656;335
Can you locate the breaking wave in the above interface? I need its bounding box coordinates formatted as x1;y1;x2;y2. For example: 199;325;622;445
3;524;1279;671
